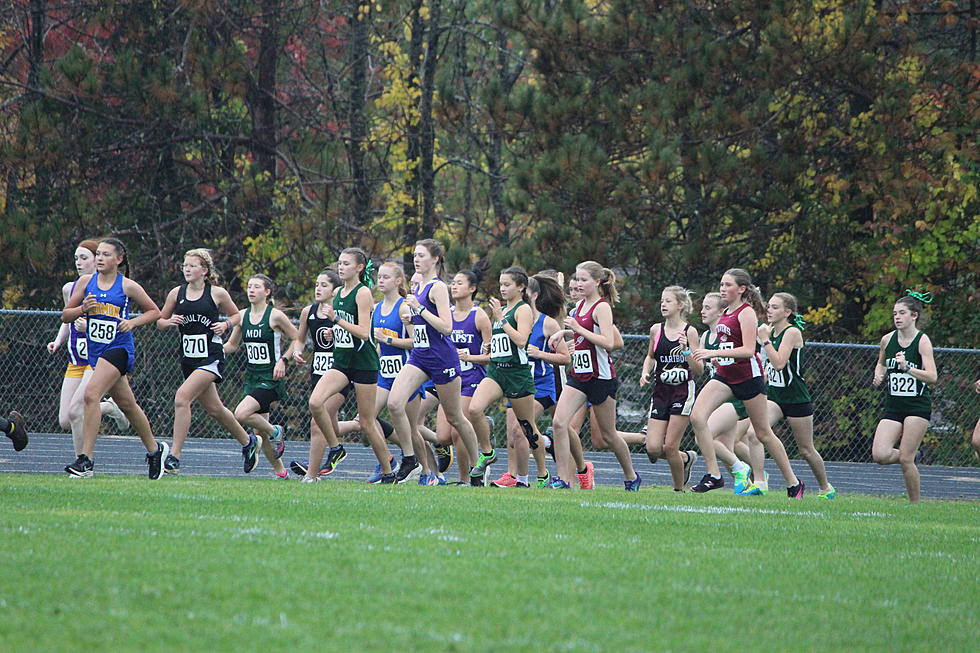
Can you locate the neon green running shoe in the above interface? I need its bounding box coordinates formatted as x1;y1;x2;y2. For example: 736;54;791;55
536;470;551;488
469;449;498;478
732;468;750;495
817;484;837;500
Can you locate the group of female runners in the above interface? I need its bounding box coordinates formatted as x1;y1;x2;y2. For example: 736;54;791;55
20;235;963;502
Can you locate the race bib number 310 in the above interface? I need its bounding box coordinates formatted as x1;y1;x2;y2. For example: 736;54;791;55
490;332;512;360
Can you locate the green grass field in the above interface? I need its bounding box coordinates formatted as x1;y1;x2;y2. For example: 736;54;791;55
1;475;976;652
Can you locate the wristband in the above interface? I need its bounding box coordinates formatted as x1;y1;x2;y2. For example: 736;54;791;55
386;336;393;345
280;356;289;363
762;340;771;347
418;304;427;314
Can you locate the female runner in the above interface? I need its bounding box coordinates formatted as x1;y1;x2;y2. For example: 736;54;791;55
690;269;802;496
61;238;168;479
156;249;258;474
870;291;937;502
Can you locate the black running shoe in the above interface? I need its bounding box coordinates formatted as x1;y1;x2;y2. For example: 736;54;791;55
394;455;420;484
469;473;485;487
146;441;169;480
690;473;724;493
289;460;309;477
6;411;28;452
242;434;260;473
65;454;94;478
544;427;556;462
379;472;397;484
164;454;180;475
682;450;698;485
434;444;453;474
321;445;347;475
787;480;805;499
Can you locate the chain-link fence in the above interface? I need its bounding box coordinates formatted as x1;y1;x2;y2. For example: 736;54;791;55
2;309;978;466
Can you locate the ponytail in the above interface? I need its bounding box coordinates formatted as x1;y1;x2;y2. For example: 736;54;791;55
577;260;619;305
341;247;375;288
531;274;567;321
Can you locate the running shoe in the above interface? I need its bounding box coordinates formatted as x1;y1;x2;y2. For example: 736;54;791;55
732;466;751;495
146;441;169;480
624;472;642;492
395;455;421;484
300;476;320;483
577;461;595;490
786;479;805;499
368;456;397;483
536;470;551;489
164;454;180;475
434;444;453;474
434;474;448;485
548;476;570;489
740;479;769;496
271;425;286;459
103;397;130;432
321;445;347;475
242;434;261;474
274;469;289;479
418;472;430;486
6;410;28;452
379;472;397;484
816;484;837;500
490;472;518;488
682;450;698;485
290;460;309;477
543;427;555;462
469;472;485;487
65;453;94;478
690;473;724;493
469;450;498;478
515;481;530;488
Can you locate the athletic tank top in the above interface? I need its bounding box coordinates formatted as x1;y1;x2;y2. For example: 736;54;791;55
332;283;380;371
529;313;553;378
411;279;458;361
702;329;747;414
489;301;530;368
451;306;486;386
83;272;134;365
306;302;336;377
175;283;224;366
67;280;88;366
714;303;762;384
242;305;280;377
651;324;692;386
883;331;931;414
765;326;811;404
570;298;614;382
374;297;410;380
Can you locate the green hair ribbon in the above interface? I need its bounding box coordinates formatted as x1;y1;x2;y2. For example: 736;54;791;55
790;314;807;331
904;289;933;304
363;259;376;289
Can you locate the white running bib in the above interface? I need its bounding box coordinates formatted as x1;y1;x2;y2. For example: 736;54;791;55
413;324;430;349
659;367;689;386
333;325;354;349
889;372;917;397
572;349;593;375
245;342;271;364
75;337;87;361
379;355;403;379
312;351;334;376
459;353;473;372
490;332;512;360
87;319;117;345
714;341;735;366
765;362;786;387
182;334;208;359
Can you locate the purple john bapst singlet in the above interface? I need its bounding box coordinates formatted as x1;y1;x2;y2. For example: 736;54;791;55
406;279;461;384
451;306;486;388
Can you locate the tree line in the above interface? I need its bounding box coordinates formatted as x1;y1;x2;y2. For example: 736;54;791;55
1;0;977;344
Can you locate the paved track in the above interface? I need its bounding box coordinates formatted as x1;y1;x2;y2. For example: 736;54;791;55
4;432;980;500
